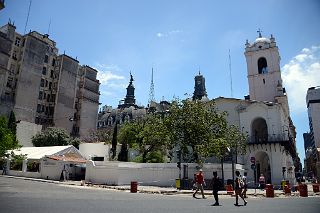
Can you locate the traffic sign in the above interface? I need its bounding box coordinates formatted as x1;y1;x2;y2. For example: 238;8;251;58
251;164;256;170
250;157;256;164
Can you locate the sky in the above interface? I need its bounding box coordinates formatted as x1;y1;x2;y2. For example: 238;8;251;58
1;0;320;163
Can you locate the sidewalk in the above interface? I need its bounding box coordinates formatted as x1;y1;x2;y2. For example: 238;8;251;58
2;175;319;197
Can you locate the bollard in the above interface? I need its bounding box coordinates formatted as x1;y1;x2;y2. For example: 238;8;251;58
130;181;138;193
225;184;234;195
175;179;181;189
284;185;291;195
299;184;308;197
312;184;320;193
265;184;274;198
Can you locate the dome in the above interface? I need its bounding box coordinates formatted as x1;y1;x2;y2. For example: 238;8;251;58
254;37;271;44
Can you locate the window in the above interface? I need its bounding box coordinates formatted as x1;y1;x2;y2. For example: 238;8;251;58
42;67;47;75
45;80;48;87
52;58;56;66
15;38;21;46
38;91;43;100
49;82;52;90
51;94;56;102
44;93;46;99
50;70;54;78
12;51;17;60
37;104;41;113
40;79;45;87
47;94;50;102
258;57;268;74
44;55;49;63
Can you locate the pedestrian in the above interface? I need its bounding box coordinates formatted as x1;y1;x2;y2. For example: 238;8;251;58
192;173;197;191
234;171;247;206
2;163;7;175
193;169;206;199
211;171;221;206
242;172;248;198
259;174;265;190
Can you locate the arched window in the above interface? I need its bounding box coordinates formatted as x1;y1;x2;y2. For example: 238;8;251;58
258;57;268;74
251;118;268;143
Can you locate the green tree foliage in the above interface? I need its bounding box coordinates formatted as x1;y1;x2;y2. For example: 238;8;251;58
118;114;170;163
0;116;19;157
167;99;247;164
7;111;17;140
32;127;80;147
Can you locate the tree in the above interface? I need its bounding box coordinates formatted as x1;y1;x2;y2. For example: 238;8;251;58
166;99;247;164
118;114;170;163
32;127;79;147
7;111;17;140
0;116;19;157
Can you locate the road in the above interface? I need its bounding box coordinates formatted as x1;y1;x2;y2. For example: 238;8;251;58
0;176;319;213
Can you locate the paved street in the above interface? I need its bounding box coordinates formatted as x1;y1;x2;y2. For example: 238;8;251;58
0;176;319;213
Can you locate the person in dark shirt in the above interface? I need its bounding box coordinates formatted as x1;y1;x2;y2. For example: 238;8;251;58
235;171;247;206
211;171;221;206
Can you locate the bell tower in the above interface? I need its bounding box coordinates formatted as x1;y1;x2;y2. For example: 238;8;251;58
245;31;284;102
244;30;289;116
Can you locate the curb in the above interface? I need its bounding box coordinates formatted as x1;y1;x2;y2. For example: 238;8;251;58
2;175;319;197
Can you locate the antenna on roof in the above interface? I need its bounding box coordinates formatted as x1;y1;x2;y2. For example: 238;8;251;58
47;18;51;35
24;0;32;35
228;49;233;98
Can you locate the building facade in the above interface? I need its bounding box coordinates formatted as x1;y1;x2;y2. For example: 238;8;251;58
0;22;100;145
306;86;320;180
210;33;299;185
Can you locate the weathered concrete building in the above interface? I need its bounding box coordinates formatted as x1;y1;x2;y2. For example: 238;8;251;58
0;22;100;145
306;86;320;180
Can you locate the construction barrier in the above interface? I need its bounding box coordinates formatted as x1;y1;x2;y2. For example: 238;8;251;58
312;184;319;193
299;184;308;197
225;184;234;195
265;184;274;198
130;181;138;193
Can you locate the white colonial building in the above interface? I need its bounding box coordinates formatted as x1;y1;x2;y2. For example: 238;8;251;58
213;32;298;186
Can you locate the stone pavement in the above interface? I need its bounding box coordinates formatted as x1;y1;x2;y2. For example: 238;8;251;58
2;175;320;198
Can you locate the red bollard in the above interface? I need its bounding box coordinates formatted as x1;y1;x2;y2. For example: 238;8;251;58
299;184;308;197
312;184;319;193
130;181;138;193
265;184;274;198
225;184;234;195
284;185;291;195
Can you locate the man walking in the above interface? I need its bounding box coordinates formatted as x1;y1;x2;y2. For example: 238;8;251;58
211;171;221;206
193;169;206;199
234;171;247;206
242;172;248;198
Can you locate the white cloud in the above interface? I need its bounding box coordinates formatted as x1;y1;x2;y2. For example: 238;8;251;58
94;63;125;85
97;71;124;85
282;45;320;112
157;33;164;37
156;30;182;38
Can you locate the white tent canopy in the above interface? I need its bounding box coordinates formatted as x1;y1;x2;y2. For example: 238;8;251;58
9;145;83;160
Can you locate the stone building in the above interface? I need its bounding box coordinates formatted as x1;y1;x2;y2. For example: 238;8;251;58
0;22;100;146
97;73;146;130
191;32;299;185
305;86;320;180
216;32;299;184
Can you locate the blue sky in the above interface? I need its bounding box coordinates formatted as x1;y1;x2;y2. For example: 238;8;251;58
1;0;320;162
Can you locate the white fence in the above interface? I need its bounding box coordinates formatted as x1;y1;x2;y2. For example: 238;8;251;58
86;161;245;186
